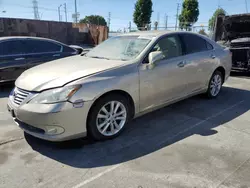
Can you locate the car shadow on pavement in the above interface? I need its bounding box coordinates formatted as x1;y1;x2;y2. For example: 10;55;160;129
25;86;250;169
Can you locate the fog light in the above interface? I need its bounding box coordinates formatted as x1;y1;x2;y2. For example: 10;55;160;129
45;126;64;135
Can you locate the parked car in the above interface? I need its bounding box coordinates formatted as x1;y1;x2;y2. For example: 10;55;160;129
0;36;78;83
214;14;250;72
7;31;231;142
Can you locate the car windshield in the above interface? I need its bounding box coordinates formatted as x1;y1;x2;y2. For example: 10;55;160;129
85;36;151;61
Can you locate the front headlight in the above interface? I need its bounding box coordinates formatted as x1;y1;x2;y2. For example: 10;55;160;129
29;85;81;104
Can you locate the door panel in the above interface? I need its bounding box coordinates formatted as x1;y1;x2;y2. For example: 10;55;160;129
0;40;27;82
183;50;217;93
24;39;63;69
139;56;189;111
179;34;217;93
139;35;188;112
0;55;27;82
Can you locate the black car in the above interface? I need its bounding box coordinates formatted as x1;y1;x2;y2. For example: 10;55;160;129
0;36;78;83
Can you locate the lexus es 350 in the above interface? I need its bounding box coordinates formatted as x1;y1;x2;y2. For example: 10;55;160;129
7;31;232;141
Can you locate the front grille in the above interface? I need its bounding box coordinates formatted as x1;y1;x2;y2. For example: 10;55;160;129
13;88;31;106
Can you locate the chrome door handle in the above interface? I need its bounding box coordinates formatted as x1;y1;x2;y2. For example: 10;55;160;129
14;57;25;61
210;54;216;59
53;54;61;57
177;61;186;67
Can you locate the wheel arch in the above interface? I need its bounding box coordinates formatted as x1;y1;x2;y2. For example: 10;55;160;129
215;66;226;83
86;89;136;132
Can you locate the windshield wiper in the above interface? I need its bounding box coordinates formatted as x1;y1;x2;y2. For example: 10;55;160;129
88;56;110;60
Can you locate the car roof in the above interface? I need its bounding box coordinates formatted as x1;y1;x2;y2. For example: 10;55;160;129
0;36;66;45
118;30;202;38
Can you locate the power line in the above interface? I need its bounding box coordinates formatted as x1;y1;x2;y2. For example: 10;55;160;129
4;2;75;13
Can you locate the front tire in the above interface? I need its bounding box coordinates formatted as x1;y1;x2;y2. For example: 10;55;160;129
87;94;131;141
206;70;223;98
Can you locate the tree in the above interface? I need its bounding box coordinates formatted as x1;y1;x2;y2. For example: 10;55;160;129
179;0;199;31
79;15;107;26
133;0;153;30
208;8;226;31
198;29;208;36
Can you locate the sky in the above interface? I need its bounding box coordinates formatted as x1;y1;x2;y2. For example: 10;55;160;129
0;0;249;31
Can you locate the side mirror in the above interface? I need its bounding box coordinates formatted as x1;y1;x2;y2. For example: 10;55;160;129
148;51;165;64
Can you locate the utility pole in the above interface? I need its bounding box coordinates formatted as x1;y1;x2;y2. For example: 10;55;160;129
245;0;248;13
64;3;67;22
175;3;180;31
32;0;40;20
74;0;78;23
108;12;111;29
129;21;131;32
58;4;62;21
157;12;160;26
165;14;168;30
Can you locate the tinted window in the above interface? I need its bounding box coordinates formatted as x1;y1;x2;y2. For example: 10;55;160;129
63;46;76;53
181;34;208;54
151;35;182;59
25;40;61;53
0;40;25;56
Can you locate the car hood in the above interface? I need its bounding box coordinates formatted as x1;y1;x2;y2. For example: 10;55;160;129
214;14;250;41
15;55;125;92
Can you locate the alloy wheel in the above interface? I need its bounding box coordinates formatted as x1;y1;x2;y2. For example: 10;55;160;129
96;101;127;136
210;74;222;97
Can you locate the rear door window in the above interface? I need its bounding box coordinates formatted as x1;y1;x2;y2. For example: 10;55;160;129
25;39;62;54
0;40;25;56
180;34;210;54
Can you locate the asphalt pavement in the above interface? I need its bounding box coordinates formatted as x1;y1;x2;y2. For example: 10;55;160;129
1;75;250;188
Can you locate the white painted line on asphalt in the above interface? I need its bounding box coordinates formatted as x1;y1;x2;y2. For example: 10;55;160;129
72;164;121;188
72;100;245;188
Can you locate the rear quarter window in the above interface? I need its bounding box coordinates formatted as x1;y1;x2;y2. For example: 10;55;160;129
206;41;214;50
25;39;62;53
63;46;76;53
180;34;210;54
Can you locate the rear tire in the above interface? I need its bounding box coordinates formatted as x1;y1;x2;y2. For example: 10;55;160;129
206;70;223;98
87;94;131;141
